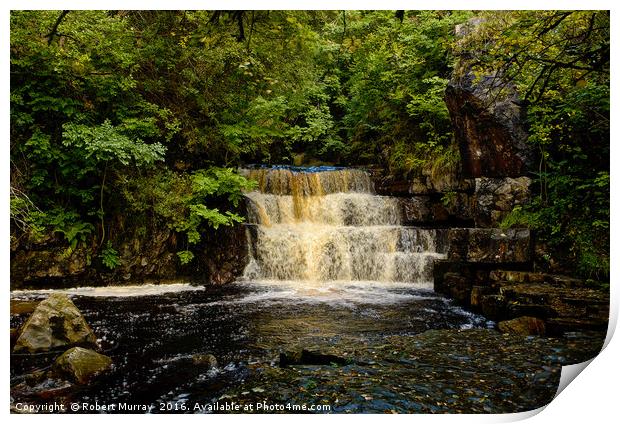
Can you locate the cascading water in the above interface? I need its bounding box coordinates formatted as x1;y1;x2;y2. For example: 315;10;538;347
239;167;447;298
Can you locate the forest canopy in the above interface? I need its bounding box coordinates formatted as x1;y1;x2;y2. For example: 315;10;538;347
9;10;609;279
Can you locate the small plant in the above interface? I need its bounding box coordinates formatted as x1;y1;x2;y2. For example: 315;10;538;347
99;241;121;270
441;191;457;207
177;250;194;265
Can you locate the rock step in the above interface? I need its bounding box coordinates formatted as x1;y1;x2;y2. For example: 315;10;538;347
434;261;609;336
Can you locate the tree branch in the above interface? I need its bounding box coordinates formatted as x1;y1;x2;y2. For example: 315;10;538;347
46;10;70;46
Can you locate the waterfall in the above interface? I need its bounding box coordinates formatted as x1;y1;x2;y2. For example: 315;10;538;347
240;167;446;287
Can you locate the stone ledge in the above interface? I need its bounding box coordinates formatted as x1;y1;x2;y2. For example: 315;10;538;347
447;228;531;263
433;259;609;336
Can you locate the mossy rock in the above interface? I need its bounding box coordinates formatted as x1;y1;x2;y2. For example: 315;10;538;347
13;293;98;353
53;347;112;384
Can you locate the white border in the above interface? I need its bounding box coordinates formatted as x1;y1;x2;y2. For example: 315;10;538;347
3;1;618;422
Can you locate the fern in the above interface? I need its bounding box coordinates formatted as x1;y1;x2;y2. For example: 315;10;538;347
99;241;121;270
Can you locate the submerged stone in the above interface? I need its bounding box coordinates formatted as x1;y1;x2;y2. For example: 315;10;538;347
280;349;351;367
192;353;218;368
13;293;98;353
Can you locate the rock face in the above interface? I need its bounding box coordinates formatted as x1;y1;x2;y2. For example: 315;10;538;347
447;228;531;263
195;223;249;284
53;347;112;384
13;294;98;353
399;195;476;226
11;219;250;288
11;246;89;283
474;177;531;227
445;72;532;178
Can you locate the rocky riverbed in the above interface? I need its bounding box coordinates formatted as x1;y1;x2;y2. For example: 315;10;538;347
10;282;605;414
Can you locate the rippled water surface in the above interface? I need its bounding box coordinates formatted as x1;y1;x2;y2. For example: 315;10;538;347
10;282;603;413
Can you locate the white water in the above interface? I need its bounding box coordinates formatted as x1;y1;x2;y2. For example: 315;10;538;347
240;168;447;297
11;283;204;299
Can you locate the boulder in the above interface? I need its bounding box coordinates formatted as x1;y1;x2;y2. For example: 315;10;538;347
53;347;112;384
498;316;546;336
13;293;98;353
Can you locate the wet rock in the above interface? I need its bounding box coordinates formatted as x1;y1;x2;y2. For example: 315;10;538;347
13;293;98;353
474;177;531;227
441;273;473;306
23;370;48;386
490;270;544;284
506;303;555;320
433;261;481;297
489;270;600;289
195;224;249;284
374;172;474;197
192;353;218;368
279;349;351;367
409;177;431;195
12;378;74;400
480;295;507;322
447;228;531;263
34;379;74;399
400;194;475;225
470;286;494;309
442;192;476;222
498;316;546;336
400;197;432;223
499;283;608;325
546;318;609;336
231;328;605;413
374;176;411;196
53;347;112;384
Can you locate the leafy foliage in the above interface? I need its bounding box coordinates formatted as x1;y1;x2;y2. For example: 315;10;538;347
322;11;472;174
120;167;255;261
99;241;121;270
